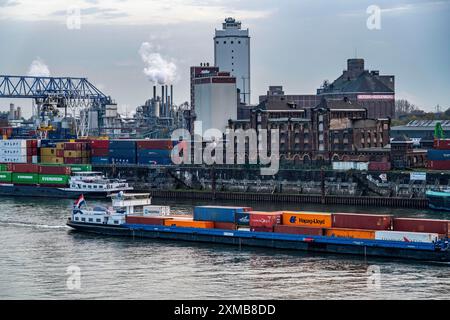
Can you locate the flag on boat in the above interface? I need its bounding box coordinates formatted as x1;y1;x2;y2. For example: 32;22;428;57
74;194;86;208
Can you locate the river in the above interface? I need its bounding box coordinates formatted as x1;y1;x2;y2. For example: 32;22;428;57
0;196;449;299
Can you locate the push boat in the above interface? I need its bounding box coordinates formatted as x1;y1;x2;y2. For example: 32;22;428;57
66;193;450;263
0;171;133;199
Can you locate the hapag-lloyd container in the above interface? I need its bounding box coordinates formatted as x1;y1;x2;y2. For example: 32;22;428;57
249;211;282;228
375;230;439;243
274;225;324;236
193;206;252;223
332;213;392;230
393;218;450;236
282;211;332;228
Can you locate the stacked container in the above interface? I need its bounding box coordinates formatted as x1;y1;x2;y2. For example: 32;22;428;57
63;142;90;164
428;139;450;170
194;206;252;230
0;139;38;163
90;139;110;164
109;140;136;164
136;140;175;165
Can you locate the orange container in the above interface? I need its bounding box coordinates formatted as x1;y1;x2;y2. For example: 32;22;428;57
282;211;332;228
164;219;214;229
325;228;375;240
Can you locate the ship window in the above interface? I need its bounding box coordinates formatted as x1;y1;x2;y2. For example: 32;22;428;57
96;219;101;223
94;185;97;189
75;217;79;221
88;218;93;222
81;218;86;222
114;220;119;224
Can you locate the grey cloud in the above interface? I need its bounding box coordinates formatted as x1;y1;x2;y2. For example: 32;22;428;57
0;0;19;7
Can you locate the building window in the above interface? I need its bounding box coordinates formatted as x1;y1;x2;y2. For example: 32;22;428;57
231;41;234;44
224;41;226;44
232;56;234;59
216;41;219;44
238;41;241;44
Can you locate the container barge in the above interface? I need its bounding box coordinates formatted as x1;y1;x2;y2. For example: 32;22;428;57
67;193;450;263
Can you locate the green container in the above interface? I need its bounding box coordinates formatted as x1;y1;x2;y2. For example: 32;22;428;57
0;164;8;172
12;173;39;184
69;164;92;172
39;174;70;185
0;171;12;183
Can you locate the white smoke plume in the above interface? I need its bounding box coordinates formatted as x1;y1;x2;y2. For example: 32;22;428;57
139;42;177;85
27;58;51;77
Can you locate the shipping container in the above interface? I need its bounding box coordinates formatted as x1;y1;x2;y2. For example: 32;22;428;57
433;139;450;150
164;219;214;229
136;140;174;150
8;163;39;173
0;164;8;171
109;148;137;156
282;211;332;228
137;149;172;158
0;156;27;163
235;211;251;226
0;148;28;156
368;162;391;171
40;148;57;156
0;171;12;183
39;174;70;185
126;216;172;225
38;165;71;175
91;156;110;164
375;230;439;243
110;157;136;164
64;150;83;158
193;206;252;223
250;226;274;232
325;228;376;240
0;139;27;148
40;156;64;164
68;164;92;172
109;140;137;149
214;222;237;230
64;157;83;164
91;139;110;149
427;160;450;170
56;142;65;150
427;149;450;161
64;142;83;151
249;211;282;228
137;157;172;165
393;218;450;236
273;225;324;236
91;148;109;157
332;213;392;230
12;173;39;184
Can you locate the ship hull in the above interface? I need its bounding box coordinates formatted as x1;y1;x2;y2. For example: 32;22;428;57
67;221;450;263
426;191;450;211
0;184;115;199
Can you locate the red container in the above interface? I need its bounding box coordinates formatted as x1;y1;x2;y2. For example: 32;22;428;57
8;163;39;173
250;226;274;232
368;162;391;171
249;211;282;228
137;140;173;150
56;150;64;157
214;222;237;230
428;160;450;170
27;155;32;163
274;225;324;236
433;139;450;150
64;142;83;151
393;218;450;236
125;216;170;225
332;213;392;230
64;157;83;164
91;140;110;149
39;165;71;175
91;148;109;157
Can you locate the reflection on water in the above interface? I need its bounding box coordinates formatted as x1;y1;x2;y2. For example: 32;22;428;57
0;196;449;299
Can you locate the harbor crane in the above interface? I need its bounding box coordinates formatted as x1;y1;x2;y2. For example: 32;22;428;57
0;75;113;137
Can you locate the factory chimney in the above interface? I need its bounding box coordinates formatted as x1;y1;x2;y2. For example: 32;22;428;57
165;85;168;117
161;85;165;117
153;85;156;101
170;85;174;111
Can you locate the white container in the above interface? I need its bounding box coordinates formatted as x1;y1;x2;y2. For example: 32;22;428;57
0;148;28;156
375;231;439;243
143;205;171;216
32;155;39;164
332;162;355;171
0;139;27;149
355;162;369;171
0;156;27;163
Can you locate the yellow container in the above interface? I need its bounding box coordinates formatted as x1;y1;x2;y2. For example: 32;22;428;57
164;219;214;229
325;228;375;240
56;142;65;150
41;156;64;164
40;148;57;156
282;211;332;228
64;150;82;158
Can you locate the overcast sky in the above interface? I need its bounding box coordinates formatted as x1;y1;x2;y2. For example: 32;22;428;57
0;0;449;116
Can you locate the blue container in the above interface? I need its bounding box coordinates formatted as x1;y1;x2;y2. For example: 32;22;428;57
137;149;172;158
235;211;250;226
91;156;110;164
193;206;249;223
137;157;172;165
427;150;450;161
109;148;136;156
109;140;137;149
110;156;136;164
